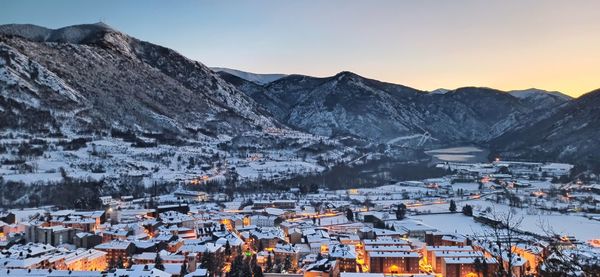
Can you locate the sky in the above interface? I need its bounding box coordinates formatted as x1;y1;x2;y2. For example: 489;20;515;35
2;0;600;97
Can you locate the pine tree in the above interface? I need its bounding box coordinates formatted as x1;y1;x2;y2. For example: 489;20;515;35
266;254;273;272
462;204;473;216
225;240;231;256
154;253;165;271
396;203;407;220
345;208;354;221
449;200;457;212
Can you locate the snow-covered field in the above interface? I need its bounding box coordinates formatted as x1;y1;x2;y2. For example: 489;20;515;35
0;130;355;188
411;199;600;241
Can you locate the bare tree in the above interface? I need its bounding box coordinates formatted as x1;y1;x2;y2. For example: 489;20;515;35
538;220;600;276
474;206;524;277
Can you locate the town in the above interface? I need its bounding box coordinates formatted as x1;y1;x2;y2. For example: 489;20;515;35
0;159;598;277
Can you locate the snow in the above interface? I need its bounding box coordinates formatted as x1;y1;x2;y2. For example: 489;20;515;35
509;88;572;101
211;67;287;84
412;199;600;241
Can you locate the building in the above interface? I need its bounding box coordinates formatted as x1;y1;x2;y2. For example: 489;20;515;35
73;232;103;249
32;226;76;246
51;249;107;271
94;240;135;268
441;257;498;277
329;244;357;273
366;251;420;274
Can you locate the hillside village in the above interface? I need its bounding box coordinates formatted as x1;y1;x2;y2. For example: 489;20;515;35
0;159;598;277
1;15;600;277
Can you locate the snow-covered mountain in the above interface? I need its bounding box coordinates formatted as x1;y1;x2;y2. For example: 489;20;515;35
508;88;572;110
492;89;600;167
211;67;287;85
0;23;278;138
222;71;570;146
2;22;594;169
0;23;362;200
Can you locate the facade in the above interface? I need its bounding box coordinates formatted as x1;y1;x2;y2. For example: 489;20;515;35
441;257;498;277
366;251;420;274
94;241;135;268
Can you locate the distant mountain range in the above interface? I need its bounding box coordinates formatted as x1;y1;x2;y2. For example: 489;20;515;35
1;23;599;167
218;70;570;144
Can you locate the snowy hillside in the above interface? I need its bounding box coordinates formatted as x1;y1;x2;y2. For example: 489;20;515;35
223;71;571;145
0;23;278;137
492;88;600;166
211;67;287;85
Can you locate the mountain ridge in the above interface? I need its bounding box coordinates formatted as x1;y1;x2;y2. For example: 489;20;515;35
0;23;279;138
2;22;597;167
223;70;571;146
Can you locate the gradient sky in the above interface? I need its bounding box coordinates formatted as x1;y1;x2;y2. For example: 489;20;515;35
2;0;600;97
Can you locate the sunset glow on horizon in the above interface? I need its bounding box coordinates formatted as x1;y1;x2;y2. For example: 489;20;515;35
2;0;600;97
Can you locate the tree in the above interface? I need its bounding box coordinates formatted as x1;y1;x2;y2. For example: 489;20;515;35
473;257;484;277
265;254;273;272
253;264;264;277
481;257;489;277
283;255;293;272
476;207;524;277
345;208;354;221
273;257;281;273
538;225;600;276
200;250;214;275
462;204;473;216
250;254;263;277
224;240;231;256
241;256;252;277
154;253;165;271
449;200;457;212
498;166;510;174
396;203;407;220
180;261;188;276
229;253;244;277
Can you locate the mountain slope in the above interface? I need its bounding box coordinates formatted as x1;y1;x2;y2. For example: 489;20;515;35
211;67;286;84
492;89;600;166
0;23;278;137
224;71;569;145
